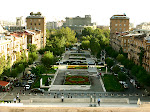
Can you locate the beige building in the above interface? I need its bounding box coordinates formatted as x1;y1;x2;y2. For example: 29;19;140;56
62;15;96;34
111;30;150;72
26;12;46;47
24;30;42;50
110;14;129;34
16;16;24;26
136;22;150;30
0;32;28;66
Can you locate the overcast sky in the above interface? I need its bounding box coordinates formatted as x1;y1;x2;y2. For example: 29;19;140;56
1;0;150;26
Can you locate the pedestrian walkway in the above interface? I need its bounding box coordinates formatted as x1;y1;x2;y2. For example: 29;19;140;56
21;102;139;107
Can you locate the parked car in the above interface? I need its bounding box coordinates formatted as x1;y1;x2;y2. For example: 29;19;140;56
24;85;30;90
31;88;44;93
27;80;34;84
123;84;129;89
97;62;104;65
88;61;95;65
71;61;80;65
14;82;21;87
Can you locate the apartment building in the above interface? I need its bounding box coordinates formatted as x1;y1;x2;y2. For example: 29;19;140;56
136;22;150;30
62;15;96;34
110;14;129;47
26;12;46;48
24;30;42;50
111;31;150;72
16;16;24;26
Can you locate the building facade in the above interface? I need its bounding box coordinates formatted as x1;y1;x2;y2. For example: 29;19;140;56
16;16;24;26
136;22;150;30
26;12;46;47
62;15;96;34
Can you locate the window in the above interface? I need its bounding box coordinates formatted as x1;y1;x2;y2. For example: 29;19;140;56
120;24;122;26
115;24;117;26
31;23;32;25
120;28;122;31
124;39;126;43
39;23;40;25
124;24;126;26
115;28;117;30
35;23;36;26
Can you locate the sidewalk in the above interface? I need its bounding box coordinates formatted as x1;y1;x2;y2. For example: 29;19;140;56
19;102;138;107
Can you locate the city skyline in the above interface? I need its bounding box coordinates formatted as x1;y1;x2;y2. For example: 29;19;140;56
1;0;150;26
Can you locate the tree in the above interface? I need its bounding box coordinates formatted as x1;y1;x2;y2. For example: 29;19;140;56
41;51;55;68
0;56;6;76
27;44;37;53
28;52;38;62
118;72;127;81
112;65;120;74
82;27;94;36
116;54;125;63
105;58;114;68
81;40;90;50
31;65;46;78
90;37;101;56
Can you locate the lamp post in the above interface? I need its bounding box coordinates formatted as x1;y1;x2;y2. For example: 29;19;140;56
104;64;107;74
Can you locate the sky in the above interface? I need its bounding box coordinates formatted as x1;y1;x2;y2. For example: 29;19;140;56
1;0;150;26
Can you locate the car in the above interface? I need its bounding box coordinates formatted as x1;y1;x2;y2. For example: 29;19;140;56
31;88;45;93
27;80;34;84
71;61;80;65
123;84;129;89
56;61;63;65
130;79;135;84
14;82;21;87
88;61;95;65
97;62;104;65
24;85;30;90
119;81;127;85
114;73;118;76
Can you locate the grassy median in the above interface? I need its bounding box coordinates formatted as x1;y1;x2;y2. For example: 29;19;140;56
102;74;124;92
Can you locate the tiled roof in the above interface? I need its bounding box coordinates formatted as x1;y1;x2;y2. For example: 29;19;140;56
0;81;9;87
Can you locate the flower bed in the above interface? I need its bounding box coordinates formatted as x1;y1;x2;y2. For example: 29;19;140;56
64;75;90;85
67;65;88;69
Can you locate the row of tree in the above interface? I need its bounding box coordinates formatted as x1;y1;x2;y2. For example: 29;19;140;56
1;44;38;78
81;27;110;58
38;27;77;68
105;46;150;86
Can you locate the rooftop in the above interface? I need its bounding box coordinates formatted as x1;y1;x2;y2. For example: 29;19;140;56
110;14;129;19
0;81;9;87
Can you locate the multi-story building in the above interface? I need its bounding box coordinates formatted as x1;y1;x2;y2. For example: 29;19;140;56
136;22;150;30
110;14;129;47
111;30;150;72
46;21;57;30
110;14;129;34
24;30;42;50
0;20;15;26
26;12;46;48
16;16;24;26
0;32;28;66
6;26;26;32
97;25;109;30
62;15;96;34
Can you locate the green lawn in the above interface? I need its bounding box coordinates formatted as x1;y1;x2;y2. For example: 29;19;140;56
32;75;54;88
42;75;54;85
102;74;124;92
32;77;40;88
